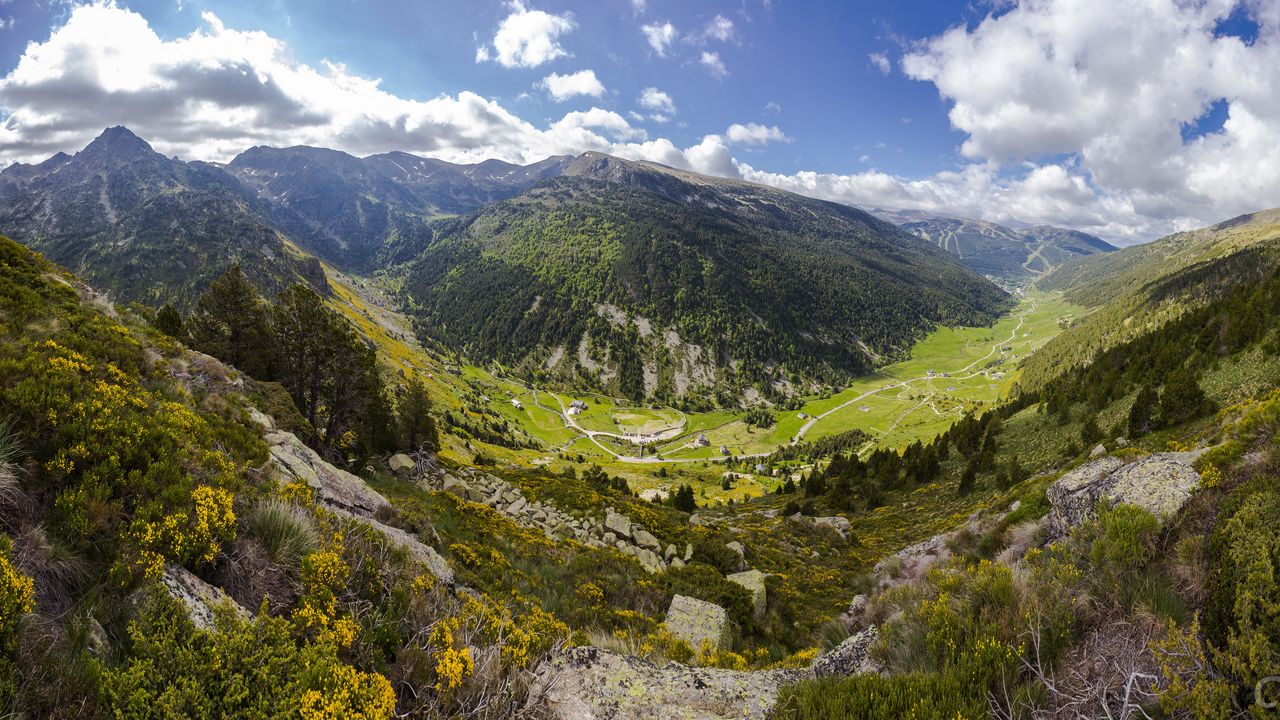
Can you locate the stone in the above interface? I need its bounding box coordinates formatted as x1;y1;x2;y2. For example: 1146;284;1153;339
387;453;416;476
1103;455;1202;521
330;509;454;585
246;407;274;432
1044;457;1126;535
633;528;661;550
506;497;528;515
602;532;617;544
664;544;677;560
665;595;732;651
1090;443;1108;458
727;569;768;619
812;626;883;678
684;543;694;561
1046;454;1200;535
442;476;469;499
813;516;851;540
159;564;249;631
725;541;746;570
537;647;808;720
605;510;632;539
639;488;670;502
637;548;663;574
267;431;390;518
846;594;869;624
669;557;685;570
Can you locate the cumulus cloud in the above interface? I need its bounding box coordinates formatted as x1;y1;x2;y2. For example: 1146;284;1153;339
638;86;676;118
869;52;890;74
641;21;677;56
539;69;605;101
725;123;790;146
477;1;575;69
897;0;1280;239
699;51;728;78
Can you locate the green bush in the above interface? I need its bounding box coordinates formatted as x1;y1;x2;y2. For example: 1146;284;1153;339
773;672;987;720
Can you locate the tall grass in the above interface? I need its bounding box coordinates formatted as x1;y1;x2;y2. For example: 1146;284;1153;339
246;499;320;569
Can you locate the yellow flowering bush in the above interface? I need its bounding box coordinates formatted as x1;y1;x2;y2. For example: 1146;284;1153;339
299;663;396;720
294;549;359;648
0;547;34;652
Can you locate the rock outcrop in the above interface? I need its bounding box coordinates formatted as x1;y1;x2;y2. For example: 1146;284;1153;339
665;595;731;651
538;647;807;720
1046;454;1201;535
267;430;390;517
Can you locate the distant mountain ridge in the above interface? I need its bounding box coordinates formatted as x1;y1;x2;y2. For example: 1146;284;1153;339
870;209;1115;281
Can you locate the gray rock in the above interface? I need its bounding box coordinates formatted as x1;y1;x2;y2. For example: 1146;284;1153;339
684;543;694;561
330;509;454;585
727;569;768;619
267;431;390;518
603;532;617;544
633;528;661;550
664;544;677;560
1045;457;1127;535
665;595;732;651
387;453;416;477
538;647;809;720
246;407;274;432
669;557;685;570
637;548;663;574
813;626;883;678
506;497;528;515
1046;454;1200;535
725;541;746;570
442;476;470;499
813;516;851;540
159;564;249;631
605;511;632;539
1090;443;1108;458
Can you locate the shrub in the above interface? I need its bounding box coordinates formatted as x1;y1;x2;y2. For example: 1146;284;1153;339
247;499;320;569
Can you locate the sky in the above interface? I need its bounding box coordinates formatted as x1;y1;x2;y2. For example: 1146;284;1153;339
0;1;1276;244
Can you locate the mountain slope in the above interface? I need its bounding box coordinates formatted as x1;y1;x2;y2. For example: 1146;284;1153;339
1021;208;1280;388
404;153;1012;403
871;209;1115;281
227;146;572;268
0;127;324;308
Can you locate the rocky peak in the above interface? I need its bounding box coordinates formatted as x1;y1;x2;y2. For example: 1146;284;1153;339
77;126;160;166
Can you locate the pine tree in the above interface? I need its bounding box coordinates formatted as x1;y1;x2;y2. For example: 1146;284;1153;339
397;375;439;453
152;303;184;338
1159;365;1212;427
1128;384;1159;437
187;266;275;377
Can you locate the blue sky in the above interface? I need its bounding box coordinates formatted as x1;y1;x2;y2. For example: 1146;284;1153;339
0;1;1277;243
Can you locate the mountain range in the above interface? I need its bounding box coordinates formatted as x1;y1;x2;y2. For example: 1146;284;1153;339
0;127;1013;402
871;208;1116;281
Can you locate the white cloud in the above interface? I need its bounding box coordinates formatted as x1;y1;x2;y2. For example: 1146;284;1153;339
551;108;645;141
896;0;1280;239
725;122;790;146
763;101;781;115
641;21;677;56
702;15;736;43
539;69;605;101
629;0;646;14
699;51;728;78
638;87;676;116
869;52;890;74
478;1;575;69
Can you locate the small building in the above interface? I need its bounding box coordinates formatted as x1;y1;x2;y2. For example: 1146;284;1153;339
719;445;730;456
694;433;710;448
511;399;523;409
797;412;809;419
754;463;767;474
570;399;588;411
567;406;582;416
858;405;871;413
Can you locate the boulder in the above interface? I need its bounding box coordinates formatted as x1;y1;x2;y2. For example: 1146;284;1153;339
1103;455;1202;521
665;595;732;651
812;626;883;678
605;510;633;539
246;407;274;432
1090;443;1107;458
813;516;851;540
267;431;390;518
633;528;661;550
725;541;746;571
442;476;470;499
1046;454;1200;535
330;509;454;585
727;569;768;619
1044;457;1126;535
160;564;249;631
664;544;677;560
387;453;416;477
538;647;808;720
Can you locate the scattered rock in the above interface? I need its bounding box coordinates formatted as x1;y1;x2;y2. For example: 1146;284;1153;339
727;569;768;619
246;407;274;432
1046;454;1201;535
665;595;731;651
442;476;470;499
1090;443;1107;458
725;541;746;571
633;528;661;550
813;516;851;540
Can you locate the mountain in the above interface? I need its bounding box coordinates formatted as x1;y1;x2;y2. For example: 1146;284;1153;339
226;145;572;268
403;152;1012;404
0;127;325;308
870;209;1115;281
1021;208;1280;388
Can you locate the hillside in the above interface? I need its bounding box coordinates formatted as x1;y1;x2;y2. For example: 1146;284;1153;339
1022;208;1280;388
227;146;571;269
871;209;1115;281
0;127;325;308
403;153;1012;405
